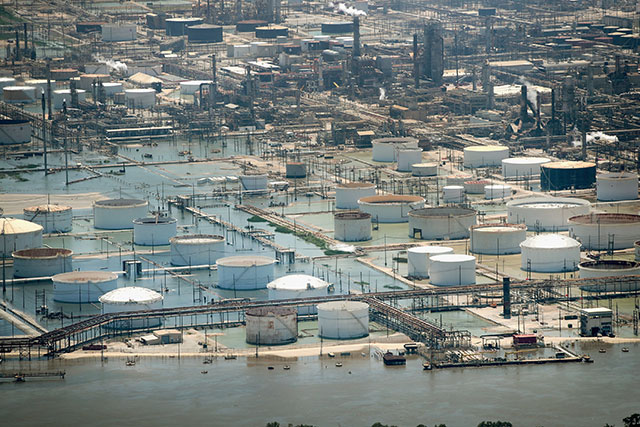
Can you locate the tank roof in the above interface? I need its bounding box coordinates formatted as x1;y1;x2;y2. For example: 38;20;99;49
52;271;118;283
429;254;476;263
337;182;376;189
334;211;371;220
12;248;72;259
408;206;476;218
169;234;224;244
579;260;640;270
246;306;296;316
597;172;638;180
317;300;369;311
94;198;147;207
541;161;595;169
24;204;71;213
464;145;508;152
471;223;526;232
372;137;418;144
507;196;590;208
267;274;330;291
407;245;454;254
520;234;580;249
358;194;424;204
502;157;550;164
568;213;640;225
0;218;43;234
413;162;438;167
134;216;177;225
99;286;163;304
217;255;275;267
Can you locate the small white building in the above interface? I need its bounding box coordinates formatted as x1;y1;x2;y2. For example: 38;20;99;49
579;308;612;337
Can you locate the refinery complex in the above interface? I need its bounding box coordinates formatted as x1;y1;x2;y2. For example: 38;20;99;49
1;0;640;425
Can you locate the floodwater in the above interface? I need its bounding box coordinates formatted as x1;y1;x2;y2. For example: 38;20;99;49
1;342;638;427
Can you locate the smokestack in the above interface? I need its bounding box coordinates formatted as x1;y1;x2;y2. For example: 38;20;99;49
23;22;28;55
413;33;419;89
211;54;217;85
46;60;52;118
551;88;556;120
353;16;360;58
15;30;20;61
520;85;528;122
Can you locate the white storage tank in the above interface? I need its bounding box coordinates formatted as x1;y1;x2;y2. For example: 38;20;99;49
101;82;124;96
371;137;419;162
484;184;512;200
23;204;72;233
596;172;638;201
0;119;31;145
463;145;509;168
267;274;330;314
334;211;371;242
408;207;476;240
579;260;640;293
180;80;213;95
407;245;454;278
0;218;43;257
335;182;376;209
429;254;476;286
520;234;581;273
240;174;268;191
100;286;163;329
3;86;37;103
396;148;423;172
52;89;87;109
317;301;369;339
217;256;276;290
357;195;425;223
470;223;527;255
52;271;118;303
124;88;156;108
133;216;177;246
102;24;137;41
506;197;590;231
170;234;225;266
568;213;640;250
12;248;72;278
94;199;148;230
442;185;465;203
245;307;298;345
502;157;550;178
412;162;438;177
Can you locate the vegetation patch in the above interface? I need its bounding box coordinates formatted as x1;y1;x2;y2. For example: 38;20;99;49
247;215;267;223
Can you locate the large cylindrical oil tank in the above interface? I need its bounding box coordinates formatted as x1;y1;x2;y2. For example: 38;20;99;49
463;180;490;194
0;218;43;257
408;207;476;240
407;245;454;278
246;307;298;345
217;256;276;290
334;211;371;242
520;234;581;272
267;275;330;315
100;286;163;328
502;157;550;178
180;80;214;95
568;213;640;250
236;20;268;32
94;198;148;230
357;195;425;223
317;301;369;339
470;223;527;255
442;185;465;203
52;89;87;109
101;82;124;97
124;89;156;108
335;183;376;209
52;271;118;303
255;25;289;38
187;24;223;43
396;148;423;172
596;172;638;201
165;17;203;36
579;260;640;279
463;145;509;168
321;21;354;34
429;254;476;286
133;216;177;246
371;137;419;162
12;248;72;278
102;24;137;41
412;163;438;177
0;119;31;145
170;234;225;266
286;162;306;178
540;161;596;191
484;184;512;200
507;197;591;231
240;174;268;191
3;86;37;103
23;204;72;233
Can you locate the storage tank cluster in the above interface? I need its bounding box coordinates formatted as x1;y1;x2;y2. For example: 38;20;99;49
217;256;276;290
133;216;177;246
470;223;527;255
463;145;509;168
429;254;477;286
371;137;419;162
506;197;590;231
596;172;638;201
12;248;72;278
335;182;376;209
317;301;369;339
52;271;118;303
357;195;425;223
94;199;149;230
408;207;476;240
540;161;596;191
568;213;640;250
245;307;298;345
170;234;225;266
412;162;438;177
407;245;454;278
23;204;72;233
267;274;330;314
0;119;31;145
520;234;581;273
502;157;550;178
0;218;43;257
334;211;371;242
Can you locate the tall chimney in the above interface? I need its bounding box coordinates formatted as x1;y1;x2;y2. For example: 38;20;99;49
413;33;419;89
353;16;360;58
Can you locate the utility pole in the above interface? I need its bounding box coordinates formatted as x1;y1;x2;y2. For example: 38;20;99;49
41;92;47;175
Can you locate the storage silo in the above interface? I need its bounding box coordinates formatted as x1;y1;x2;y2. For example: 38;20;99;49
0;119;31;145
23;204;72;233
3;86;37;103
540;161;596;191
170;234;225;266
100;286;164;329
335;182;376;209
442;185;465;203
470;223;527;255
357;195;425;223
412;163;438;177
239;174;268;191
267;274;330;314
334;211;371;242
285;162;306;178
407;245;454;278
568;213;640;250
317;301;369;339
596;172;638;201
217;256;276;290
520;234;581;273
396;148;423;172
429;254;476;286
12;248;72;278
94;199;148;230
0;218;43;257
502;157;550;178
180;80;214;95
52;271;118;303
187;24;223;43
245;307;297;345
463;145;509;168
408;207;476;240
371;137;419;162
124;89;156;108
52;89;87;109
484;184;512;200
506;197;590;231
133;216;177;246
